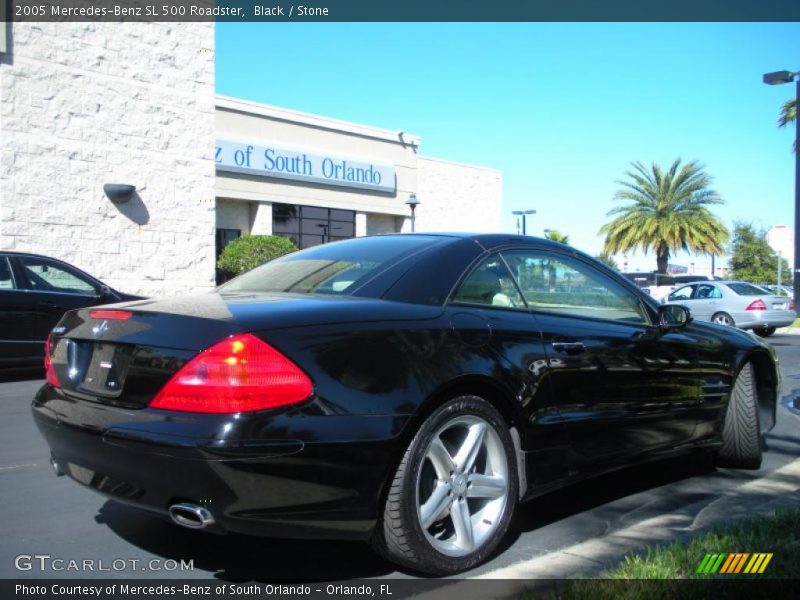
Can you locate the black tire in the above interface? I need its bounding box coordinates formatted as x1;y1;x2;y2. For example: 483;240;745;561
712;312;736;328
715;363;762;469
372;395;518;575
753;327;776;338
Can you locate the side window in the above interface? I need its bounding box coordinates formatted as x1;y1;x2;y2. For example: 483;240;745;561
0;257;18;290
452;255;526;309
695;284;722;300
502;250;649;324
668;286;694;301
18;257;97;295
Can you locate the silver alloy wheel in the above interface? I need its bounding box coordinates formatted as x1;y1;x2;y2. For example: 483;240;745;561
713;313;734;327
415;415;509;558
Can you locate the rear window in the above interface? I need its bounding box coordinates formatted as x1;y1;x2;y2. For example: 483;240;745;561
219;235;441;295
726;283;768;296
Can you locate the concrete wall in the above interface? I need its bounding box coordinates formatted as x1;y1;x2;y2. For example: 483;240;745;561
366;213;402;235
415;157;502;234
0;23;216;296
215;199;251;233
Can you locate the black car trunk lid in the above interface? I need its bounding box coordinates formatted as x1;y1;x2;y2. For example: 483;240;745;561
49;305;243;408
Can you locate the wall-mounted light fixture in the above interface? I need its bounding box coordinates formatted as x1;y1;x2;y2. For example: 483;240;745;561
103;183;136;204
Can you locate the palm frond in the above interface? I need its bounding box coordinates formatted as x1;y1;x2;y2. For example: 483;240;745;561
599;159;728;267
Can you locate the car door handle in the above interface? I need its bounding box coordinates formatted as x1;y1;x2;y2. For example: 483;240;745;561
37;300;58;308
551;342;586;355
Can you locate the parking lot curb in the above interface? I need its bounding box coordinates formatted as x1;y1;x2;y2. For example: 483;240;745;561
408;457;800;599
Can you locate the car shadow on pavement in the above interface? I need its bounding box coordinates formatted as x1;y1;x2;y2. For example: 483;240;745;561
0;368;43;383
94;501;398;581
494;452;720;557
94;453;721;581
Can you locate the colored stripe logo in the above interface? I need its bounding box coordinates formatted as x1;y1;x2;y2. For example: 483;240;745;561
696;553;773;574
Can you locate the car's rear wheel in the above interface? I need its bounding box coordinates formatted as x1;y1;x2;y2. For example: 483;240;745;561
373;395;517;575
712;312;736;327
715;363;762;469
753;327;776;337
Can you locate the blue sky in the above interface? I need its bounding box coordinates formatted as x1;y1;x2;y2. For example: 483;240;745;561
216;23;799;272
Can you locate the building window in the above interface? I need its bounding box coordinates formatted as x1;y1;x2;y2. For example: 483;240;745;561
215;228;241;284
272;203;356;249
216;228;242;258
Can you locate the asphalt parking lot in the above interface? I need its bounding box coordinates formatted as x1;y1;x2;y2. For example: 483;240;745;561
2;335;800;581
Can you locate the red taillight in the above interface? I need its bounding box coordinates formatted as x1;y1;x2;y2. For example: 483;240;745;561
790;300;796;311
44;333;61;388
90;309;132;320
746;299;767;311
149;333;313;414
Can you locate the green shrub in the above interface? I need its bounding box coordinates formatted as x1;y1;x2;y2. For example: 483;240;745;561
217;235;298;277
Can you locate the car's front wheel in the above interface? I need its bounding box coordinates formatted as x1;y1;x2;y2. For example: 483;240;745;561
753;327;776;337
374;395;517;575
716;362;762;469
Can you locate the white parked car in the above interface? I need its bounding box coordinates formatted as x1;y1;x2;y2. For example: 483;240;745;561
663;280;796;337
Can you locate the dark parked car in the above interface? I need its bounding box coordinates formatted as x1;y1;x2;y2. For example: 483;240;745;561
32;234;779;574
0;252;142;367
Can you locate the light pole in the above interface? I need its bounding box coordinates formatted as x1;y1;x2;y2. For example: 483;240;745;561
511;209;536;235
763;69;800;313
405;193;421;232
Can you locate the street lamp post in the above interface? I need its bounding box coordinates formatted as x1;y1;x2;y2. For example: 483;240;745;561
405;193;421;232
511;209;536;235
763;69;800;313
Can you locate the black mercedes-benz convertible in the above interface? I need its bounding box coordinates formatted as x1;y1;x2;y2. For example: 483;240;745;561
32;233;780;574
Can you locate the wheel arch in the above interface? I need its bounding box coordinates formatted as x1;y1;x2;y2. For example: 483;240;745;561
409;374;523;436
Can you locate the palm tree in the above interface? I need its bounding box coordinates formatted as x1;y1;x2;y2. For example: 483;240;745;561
599;159;729;274
595;251;619;271
543;229;570;244
778;98;797;153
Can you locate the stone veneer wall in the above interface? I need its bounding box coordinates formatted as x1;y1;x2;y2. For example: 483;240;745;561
415;156;502;234
0;23;216;296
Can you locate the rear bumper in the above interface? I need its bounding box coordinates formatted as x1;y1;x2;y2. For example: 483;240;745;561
732;311;795;330
32;384;409;541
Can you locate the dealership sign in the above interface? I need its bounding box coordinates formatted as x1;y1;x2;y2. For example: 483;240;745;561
215;139;396;193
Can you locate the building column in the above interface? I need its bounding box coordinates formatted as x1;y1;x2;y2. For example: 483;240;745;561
250;201;273;235
355;212;367;237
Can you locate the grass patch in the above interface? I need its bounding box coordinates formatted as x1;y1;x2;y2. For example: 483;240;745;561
793;317;800;328
537;506;800;599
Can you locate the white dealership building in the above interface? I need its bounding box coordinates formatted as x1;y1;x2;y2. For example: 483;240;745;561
0;23;502;296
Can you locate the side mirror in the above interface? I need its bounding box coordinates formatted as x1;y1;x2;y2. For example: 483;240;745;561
96;285;112;301
658;304;691;330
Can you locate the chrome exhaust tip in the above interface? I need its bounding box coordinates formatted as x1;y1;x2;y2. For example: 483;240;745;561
50;456;64;477
168;503;215;530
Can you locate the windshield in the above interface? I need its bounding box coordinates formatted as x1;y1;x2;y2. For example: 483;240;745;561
219;235;442;295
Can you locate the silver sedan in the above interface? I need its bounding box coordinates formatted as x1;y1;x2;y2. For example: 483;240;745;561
663;280;796;337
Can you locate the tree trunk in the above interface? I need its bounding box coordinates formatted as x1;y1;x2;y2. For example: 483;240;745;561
656;246;670;274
